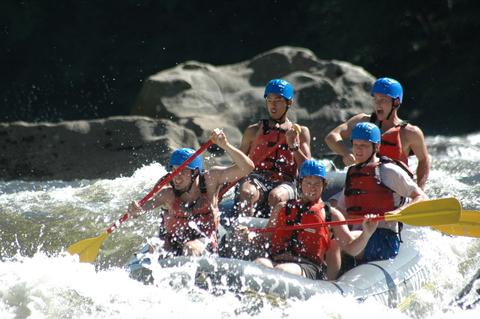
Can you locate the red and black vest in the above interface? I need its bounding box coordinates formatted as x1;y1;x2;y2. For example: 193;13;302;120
248;120;297;182
370;113;411;165
380;125;409;164
271;199;331;265
344;157;413;217
163;174;218;252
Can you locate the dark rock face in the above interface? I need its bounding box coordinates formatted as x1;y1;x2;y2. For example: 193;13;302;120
0;117;199;180
132;47;375;157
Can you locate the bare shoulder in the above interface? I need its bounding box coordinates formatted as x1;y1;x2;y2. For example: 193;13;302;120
404;123;425;140
300;124;310;134
243;123;260;138
155;187;175;207
245;122;260;132
202;170;220;190
299;125;311;141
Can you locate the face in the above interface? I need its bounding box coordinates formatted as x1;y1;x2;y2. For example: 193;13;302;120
301;175;325;202
373;93;397;121
170;166;195;190
352;140;377;163
265;93;291;121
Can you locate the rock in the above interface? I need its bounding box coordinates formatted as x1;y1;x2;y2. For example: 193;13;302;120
0;116;199;180
132;46;375;157
2;46;376;180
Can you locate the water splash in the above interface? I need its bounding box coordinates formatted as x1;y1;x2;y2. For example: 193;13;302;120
1;133;480;318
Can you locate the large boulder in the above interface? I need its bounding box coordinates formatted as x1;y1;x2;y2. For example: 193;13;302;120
2;46;376;180
0;116;199;180
132;46;375;157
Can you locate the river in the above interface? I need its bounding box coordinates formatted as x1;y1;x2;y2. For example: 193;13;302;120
1;133;479;318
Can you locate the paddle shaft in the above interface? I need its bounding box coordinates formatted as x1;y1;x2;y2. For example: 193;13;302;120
250;215;384;233
250;198;463;234
105;140;213;234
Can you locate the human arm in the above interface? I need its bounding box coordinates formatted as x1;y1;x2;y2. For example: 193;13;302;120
239;124;258;155
380;163;428;216
405;125;430;190
233;203;285;246
209;128;255;185
286;125;311;166
261;201;286;240
330;207;378;257
385;187;427;216
127;187;172;218
324;114;369;166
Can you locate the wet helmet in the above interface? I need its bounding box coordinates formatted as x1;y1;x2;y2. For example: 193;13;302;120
264;79;294;101
299;159;326;180
351;122;381;144
371;77;403;103
168;148;203;171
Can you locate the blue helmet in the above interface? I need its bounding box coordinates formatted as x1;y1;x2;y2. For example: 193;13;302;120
371;77;403;103
351;122;381;144
168;148;203;171
299;159;326;180
264;79;294;101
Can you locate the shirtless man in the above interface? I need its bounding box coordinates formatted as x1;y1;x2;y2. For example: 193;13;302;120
235;79;311;217
127;129;254;256
325;77;430;189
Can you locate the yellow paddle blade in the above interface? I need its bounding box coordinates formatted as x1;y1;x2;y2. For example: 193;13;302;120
66;232;109;263
384;197;461;226
433;223;480;238
460;210;480;223
432;210;480;237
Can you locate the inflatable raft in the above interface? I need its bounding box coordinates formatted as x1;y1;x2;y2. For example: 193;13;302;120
126;169;428;307
127;226;428;308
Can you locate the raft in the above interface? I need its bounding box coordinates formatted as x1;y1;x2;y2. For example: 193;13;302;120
126;169;428;307
127;225;427;308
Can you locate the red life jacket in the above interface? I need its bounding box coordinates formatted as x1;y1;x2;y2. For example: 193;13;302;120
369;113;410;165
344;157;413;217
248;120;297;182
271;199;331;265
163;174;218;251
379;124;410;164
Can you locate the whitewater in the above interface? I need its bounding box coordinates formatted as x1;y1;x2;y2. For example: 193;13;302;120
1;133;479;318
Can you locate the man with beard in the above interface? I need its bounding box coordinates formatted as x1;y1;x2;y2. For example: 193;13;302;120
324;77;430;189
127;129;254;256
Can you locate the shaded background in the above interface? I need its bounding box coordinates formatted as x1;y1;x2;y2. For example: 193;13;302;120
1;0;479;135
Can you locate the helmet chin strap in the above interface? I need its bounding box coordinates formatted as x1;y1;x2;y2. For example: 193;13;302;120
358;145;378;167
378;100;398;130
385;100;398;121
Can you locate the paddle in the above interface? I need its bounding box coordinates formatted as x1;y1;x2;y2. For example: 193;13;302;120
432;210;480;238
67;140;213;263
249;197;461;233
